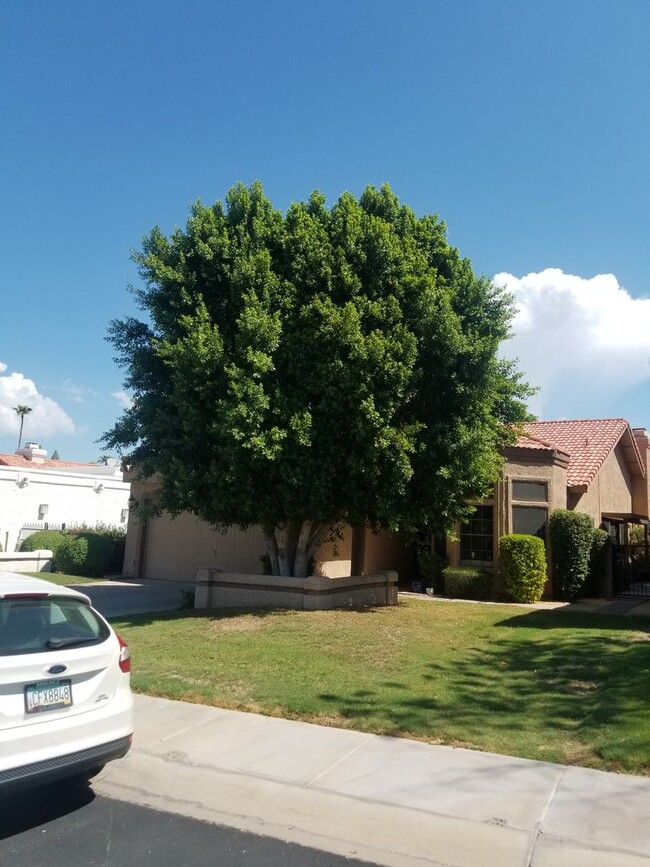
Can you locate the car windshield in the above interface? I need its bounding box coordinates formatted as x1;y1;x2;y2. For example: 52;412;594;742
0;597;110;656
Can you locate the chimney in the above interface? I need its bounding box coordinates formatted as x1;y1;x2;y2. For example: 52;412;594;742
15;442;47;464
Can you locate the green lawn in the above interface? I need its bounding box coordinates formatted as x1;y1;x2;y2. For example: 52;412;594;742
111;598;650;775
26;572;107;585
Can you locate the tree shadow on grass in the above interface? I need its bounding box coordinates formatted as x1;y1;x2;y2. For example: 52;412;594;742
110;603;384;629
495;607;650;633
316;614;650;771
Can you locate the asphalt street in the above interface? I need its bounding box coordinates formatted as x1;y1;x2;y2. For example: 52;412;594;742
0;780;373;867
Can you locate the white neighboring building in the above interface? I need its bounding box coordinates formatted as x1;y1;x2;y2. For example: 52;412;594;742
0;443;131;552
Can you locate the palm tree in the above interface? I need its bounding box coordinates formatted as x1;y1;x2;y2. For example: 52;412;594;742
13;405;33;450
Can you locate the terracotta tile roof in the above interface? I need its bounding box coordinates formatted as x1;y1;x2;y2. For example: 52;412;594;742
518;419;643;488
0;453;96;470
513;433;559;452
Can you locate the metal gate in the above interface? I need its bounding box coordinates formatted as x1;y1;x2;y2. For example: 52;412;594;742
613;544;650;597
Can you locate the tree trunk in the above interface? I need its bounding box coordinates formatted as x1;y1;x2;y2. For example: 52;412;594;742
306;522;330;564
293;520;314;578
265;521;331;577
265;532;280;577
275;524;291;576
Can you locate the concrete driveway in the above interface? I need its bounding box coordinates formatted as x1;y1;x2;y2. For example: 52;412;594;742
77;578;195;618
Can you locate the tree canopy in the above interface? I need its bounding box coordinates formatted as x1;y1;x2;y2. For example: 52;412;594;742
103;182;533;576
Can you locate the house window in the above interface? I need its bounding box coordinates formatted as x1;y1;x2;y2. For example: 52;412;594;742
460;505;494;568
512;481;547;502
512;506;547;538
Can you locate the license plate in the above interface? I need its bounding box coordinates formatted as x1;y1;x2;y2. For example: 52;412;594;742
25;679;73;714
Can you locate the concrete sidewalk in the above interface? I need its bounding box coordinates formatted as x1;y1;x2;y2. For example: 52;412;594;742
95;694;650;867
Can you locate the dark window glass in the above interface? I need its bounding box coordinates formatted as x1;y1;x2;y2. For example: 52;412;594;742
460;505;494;568
512;481;547;502
0;597;109;656
512;506;547;538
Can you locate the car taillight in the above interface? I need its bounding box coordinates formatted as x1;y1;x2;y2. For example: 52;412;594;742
117;633;131;673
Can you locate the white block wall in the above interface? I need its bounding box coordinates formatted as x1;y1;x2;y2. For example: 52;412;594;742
0;466;130;552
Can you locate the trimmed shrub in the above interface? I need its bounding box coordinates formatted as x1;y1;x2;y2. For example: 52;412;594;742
20;530;68;555
549;510;594;600
499;534;547;603
57;528;126;577
586;528;610;596
442;567;491;600
89;530;125;575
55;535;89;575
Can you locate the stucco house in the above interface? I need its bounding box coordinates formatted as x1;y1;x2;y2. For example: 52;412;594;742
121;418;649;597
444;419;650;594
0;443;131;554
122;472;411;584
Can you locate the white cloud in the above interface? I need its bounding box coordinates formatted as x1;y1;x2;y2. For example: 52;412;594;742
0;364;77;439
495;269;650;415
112;390;133;409
58;378;94;404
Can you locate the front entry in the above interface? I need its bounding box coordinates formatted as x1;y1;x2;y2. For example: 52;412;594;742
613;543;650;597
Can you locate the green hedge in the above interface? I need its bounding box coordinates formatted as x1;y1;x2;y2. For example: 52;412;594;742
499;534;547;603
442;567;491;600
55;535;89;575
549;510;594;600
20;530;69;555
19;527;125;577
57;529;126;577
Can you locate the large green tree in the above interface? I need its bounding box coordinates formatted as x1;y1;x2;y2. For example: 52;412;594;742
103;182;533;576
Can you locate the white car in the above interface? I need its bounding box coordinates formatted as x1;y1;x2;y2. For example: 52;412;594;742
0;573;133;791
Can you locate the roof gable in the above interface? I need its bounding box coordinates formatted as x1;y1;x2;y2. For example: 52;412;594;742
519;419;644;488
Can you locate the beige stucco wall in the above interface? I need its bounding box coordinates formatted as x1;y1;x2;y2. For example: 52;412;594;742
360;528;415;582
501;459;568;534
632;434;650;517
144;514;266;581
447;457;567;578
195;570;398;610
314;527;353;578
570;444;635;525
123;479;361;581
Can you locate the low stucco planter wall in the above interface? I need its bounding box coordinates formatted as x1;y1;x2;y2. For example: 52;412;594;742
0;550;52;573
194;570;398;610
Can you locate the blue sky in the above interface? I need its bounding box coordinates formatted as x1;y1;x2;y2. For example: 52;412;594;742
1;0;649;460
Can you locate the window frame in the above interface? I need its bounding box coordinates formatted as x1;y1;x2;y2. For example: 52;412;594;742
459;503;495;570
511;504;548;539
511;479;548;503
